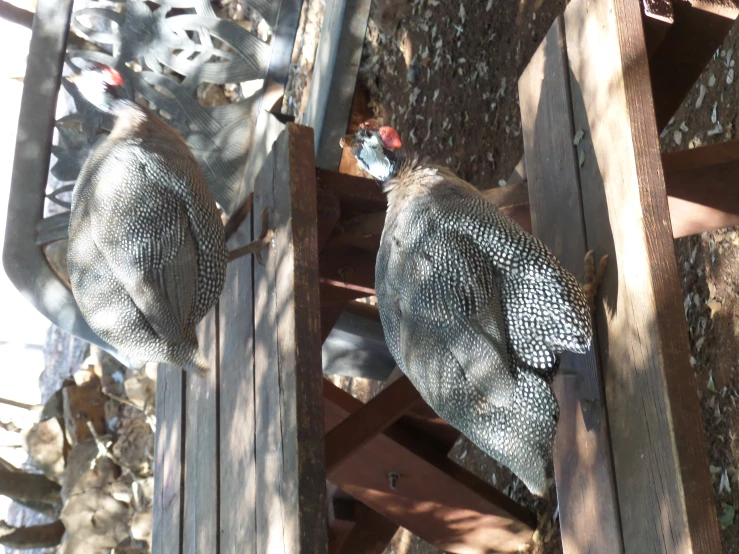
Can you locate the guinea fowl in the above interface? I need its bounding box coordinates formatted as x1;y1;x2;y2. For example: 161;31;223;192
346;121;606;495
67;62;226;375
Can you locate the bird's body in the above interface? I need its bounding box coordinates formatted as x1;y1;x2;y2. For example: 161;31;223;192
67;65;226;374
347;122;596;495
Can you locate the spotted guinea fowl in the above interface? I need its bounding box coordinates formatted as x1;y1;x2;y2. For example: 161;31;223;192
345;121;606;495
67;62;226;375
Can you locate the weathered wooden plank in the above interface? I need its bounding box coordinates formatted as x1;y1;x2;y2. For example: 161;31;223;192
336;503;398;554
254;124;328;554
253;144;286;554
325;376;422;473
563;0;721;551
315;169;387;216
663;139;739;237
271;123;328;553
219;207;256;553
302;0;372;169
519;18;623;553
319;246;376;292
182;309;219;554
649;0;739;130
323;381;534;553
480;148;739;238
152;365;183;554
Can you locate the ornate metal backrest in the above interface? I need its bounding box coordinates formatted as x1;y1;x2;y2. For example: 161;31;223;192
3;0;300;355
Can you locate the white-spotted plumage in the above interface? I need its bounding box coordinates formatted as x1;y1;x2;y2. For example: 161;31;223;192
67;64;226;375
352;126;592;495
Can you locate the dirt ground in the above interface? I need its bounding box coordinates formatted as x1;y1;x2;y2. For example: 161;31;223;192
322;0;739;553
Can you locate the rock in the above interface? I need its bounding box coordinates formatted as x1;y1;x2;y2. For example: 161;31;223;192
73;361;98;386
41;387;65;420
105;398;121;432
92;346;128;399
123;373;155;414
112;406;154;476
63;384;107;445
60;440;130;554
112;537;149;553
131;511;152;543
24;417;65;480
197;83;230;107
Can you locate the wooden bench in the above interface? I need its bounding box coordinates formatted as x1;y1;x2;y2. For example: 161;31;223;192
518;1;735;549
317;0;738;552
153;123;328;553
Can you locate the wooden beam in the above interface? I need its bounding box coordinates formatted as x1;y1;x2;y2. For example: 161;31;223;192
255;124;328;552
323;380;535;553
319;246;376;293
649;0;739;130
325;376;422;473
662;139;739;236
519;18;623;553
183;308;219;554
219;203;256;552
152;367;183;554
316;169;387;215
336;502;398;554
563;0;720;550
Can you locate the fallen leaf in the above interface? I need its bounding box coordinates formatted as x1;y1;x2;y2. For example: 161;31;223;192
697;336;706;353
573;129;585;145
721;470;733;495
578;149;585;167
720;503;735;530
707;300;722;318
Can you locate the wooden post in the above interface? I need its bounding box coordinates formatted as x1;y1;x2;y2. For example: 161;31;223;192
563;0;721;550
518;18;623;553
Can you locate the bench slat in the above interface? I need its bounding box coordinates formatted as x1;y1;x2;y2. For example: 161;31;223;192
518;18;624;553
183;311;220;554
564;0;721;551
152;365;184;554
219;210;256;553
254;124;328;553
272;124;327;552
254;140;288;553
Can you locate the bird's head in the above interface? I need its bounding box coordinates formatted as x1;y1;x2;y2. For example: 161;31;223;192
342;120;402;182
68;61;126;114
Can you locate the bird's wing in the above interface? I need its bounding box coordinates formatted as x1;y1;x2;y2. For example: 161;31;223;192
87;154;198;342
377;206;517;409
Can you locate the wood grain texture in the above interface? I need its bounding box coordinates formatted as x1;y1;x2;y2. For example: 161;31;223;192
325;376;422;473
183;309;219;554
662;138;739;236
253;144;287;554
219;207;256;553
649;0;738;130
152;364;184;554
563;0;720;551
254;124;328;554
273;123;328;553
336;503;398;554
323;381;534;553
518;18;623;553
